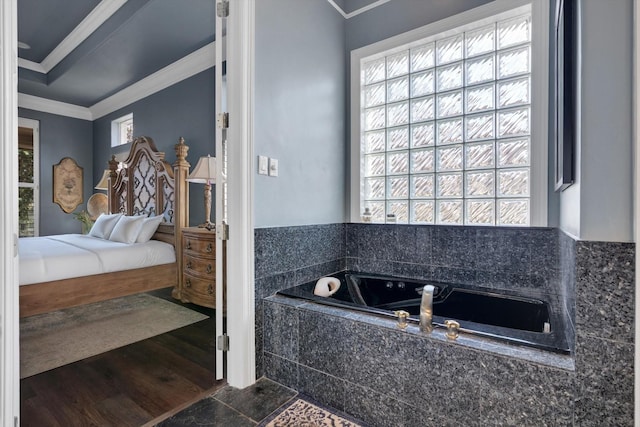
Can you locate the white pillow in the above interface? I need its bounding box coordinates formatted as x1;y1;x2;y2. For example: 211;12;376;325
109;215;145;244
88;213;122;239
136;215;164;243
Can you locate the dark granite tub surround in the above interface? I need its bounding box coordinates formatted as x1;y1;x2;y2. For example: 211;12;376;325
263;295;575;426
573;240;635;426
257;223;635;425
254;224;345;377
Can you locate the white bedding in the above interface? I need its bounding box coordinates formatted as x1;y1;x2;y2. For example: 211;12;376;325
18;234;176;286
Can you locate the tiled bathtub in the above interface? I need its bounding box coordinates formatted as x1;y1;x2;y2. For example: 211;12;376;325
255;223;634;426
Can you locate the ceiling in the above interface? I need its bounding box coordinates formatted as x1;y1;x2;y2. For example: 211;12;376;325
17;0;216;110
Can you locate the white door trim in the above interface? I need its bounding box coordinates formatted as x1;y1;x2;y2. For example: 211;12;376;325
225;0;256;388
0;0;21;424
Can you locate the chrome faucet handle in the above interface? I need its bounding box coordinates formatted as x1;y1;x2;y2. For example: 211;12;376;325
445;319;460;340
394;310;410;329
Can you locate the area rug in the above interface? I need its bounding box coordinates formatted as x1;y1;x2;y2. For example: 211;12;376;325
20;293;208;378
259;397;365;427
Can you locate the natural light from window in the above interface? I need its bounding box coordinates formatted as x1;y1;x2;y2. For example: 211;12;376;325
353;2;546;226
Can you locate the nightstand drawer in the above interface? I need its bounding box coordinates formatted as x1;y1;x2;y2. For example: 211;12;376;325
183;236;215;256
182;272;216;300
184;255;216;277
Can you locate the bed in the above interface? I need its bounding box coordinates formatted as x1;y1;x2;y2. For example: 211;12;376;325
19;136;190;317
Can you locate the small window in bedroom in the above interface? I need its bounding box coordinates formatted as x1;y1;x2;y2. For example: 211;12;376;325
111;113;134;147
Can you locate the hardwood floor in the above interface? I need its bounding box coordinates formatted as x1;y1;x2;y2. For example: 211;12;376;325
20;291;224;427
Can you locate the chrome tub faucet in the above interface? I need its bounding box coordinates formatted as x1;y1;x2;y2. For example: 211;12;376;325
419;284;435;333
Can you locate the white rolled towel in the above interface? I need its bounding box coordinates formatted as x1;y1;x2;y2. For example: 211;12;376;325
313;277;341;297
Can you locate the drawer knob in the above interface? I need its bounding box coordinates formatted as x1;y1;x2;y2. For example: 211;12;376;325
185;278;191;288
186;240;192;250
186;261;192;269
207;284;214;295
206;242;213;253
206;264;212;274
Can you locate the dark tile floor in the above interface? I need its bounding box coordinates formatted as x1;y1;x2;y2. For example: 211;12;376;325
155;377;298;426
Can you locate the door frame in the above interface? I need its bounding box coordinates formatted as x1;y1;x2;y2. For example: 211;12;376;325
0;0;21;424
225;0;256;388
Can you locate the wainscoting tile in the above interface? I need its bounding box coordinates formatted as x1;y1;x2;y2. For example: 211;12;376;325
385;225;433;265
263;302;298;362
295;259;343;285
255;326;264;379
298;310;353;379
255;273;297;301
474;270;532;291
403;403;476;427
297;365;346;412
345;223;360;258
343;383;404;427
432;226;476;269
342;322;414;395
430;266;476;286
478;355;575;426
401;337;482;424
575;241;635;343
264;352;298;391
393;262;432;281
574;334;634;426
530;227;560;275
349;258;396;276
475;227;531;274
357;223;398;261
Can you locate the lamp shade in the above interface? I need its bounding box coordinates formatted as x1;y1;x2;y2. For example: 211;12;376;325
95;169;111;190
187;155;217;184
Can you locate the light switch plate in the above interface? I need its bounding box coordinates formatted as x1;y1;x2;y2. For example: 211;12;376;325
258;155;268;175
269;158;279;177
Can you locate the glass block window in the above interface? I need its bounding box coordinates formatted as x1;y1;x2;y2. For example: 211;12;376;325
360;12;533;226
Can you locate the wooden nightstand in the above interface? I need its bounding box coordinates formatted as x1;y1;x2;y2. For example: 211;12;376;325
174;227;216;308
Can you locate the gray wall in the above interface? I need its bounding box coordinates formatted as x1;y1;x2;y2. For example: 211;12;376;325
560;0;634;242
254;0;346;228
18;108;93;236
344;0;492;52
92;69;216;227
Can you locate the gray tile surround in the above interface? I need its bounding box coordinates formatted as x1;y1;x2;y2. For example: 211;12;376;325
256;223;635;425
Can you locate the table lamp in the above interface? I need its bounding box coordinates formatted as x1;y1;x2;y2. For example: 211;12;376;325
187;155;217;230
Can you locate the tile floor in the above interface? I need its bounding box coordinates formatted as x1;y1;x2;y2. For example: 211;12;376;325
157;377;363;426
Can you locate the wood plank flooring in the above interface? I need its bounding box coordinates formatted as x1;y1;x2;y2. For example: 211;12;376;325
20;292;224;427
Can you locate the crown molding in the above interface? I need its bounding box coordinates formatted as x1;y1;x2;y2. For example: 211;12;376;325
327;0;391;19
17;58;44;73
90;41;217;119
18;93;92;121
21;0;126;74
19;40;218;121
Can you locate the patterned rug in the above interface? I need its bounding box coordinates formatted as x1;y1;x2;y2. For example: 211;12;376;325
20;293;208;378
259;397;365;427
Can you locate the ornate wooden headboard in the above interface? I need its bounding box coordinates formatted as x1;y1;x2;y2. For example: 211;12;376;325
107;136;190;245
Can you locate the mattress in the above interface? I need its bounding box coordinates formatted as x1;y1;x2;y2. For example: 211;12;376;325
18;234;176;286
